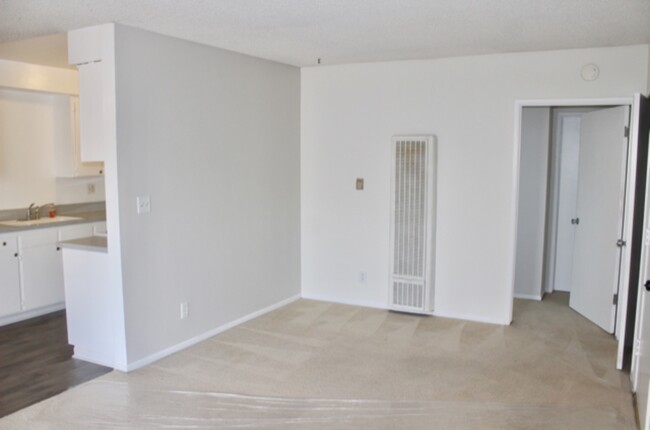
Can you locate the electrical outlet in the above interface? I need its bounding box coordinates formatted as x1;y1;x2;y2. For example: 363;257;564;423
87;183;96;194
180;302;189;320
136;196;151;214
359;271;367;283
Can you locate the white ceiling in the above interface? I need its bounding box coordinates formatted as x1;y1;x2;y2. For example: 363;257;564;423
0;0;649;68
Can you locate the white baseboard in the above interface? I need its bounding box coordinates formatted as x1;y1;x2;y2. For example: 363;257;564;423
301;292;511;325
514;293;543;301
0;302;65;327
301;292;386;310
433;309;510;326
125;294;301;372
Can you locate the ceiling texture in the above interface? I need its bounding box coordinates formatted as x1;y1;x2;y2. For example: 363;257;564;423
0;0;649;67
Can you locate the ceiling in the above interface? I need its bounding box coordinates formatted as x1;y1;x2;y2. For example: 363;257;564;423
0;0;649;68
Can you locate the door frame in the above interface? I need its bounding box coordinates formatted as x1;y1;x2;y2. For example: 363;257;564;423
629;93;650;391
510;97;635;368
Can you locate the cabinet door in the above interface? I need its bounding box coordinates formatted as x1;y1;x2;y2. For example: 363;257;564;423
71;96;104;176
20;230;65;311
78;61;107;162
0;238;21;317
53;96;104;177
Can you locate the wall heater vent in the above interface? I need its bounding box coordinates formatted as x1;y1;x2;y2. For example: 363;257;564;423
389;136;436;314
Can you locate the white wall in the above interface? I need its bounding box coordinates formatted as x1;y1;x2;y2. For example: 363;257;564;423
114;26;301;365
301;45;650;324
0;88;105;211
514;108;550;300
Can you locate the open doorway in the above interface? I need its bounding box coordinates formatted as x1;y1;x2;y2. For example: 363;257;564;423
512;97;648;371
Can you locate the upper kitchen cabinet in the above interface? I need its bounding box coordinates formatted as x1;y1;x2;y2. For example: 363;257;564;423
53;95;104;177
68;24;116;163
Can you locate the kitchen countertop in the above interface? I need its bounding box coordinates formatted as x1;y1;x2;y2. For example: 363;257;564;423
59;236;108;253
0;211;106;234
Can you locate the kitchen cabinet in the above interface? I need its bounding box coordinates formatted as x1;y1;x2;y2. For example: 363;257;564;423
0;236;21;317
20;229;64;311
0;222;104;325
77;61;108;162
53;96;104;177
68;24;115;164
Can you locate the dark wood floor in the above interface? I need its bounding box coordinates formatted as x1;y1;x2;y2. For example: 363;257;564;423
0;310;112;418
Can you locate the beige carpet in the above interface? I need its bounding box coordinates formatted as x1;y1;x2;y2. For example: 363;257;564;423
0;293;637;429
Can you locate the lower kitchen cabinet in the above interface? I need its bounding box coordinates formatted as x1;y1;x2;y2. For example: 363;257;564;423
20;229;64;311
0;222;102;325
0;237;21;317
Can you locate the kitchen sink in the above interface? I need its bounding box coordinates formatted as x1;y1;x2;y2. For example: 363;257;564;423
0;216;83;227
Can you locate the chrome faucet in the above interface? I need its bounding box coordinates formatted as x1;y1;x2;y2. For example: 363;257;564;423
26;203;39;220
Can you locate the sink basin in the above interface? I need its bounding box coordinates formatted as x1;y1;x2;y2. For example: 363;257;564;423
0;216;83;227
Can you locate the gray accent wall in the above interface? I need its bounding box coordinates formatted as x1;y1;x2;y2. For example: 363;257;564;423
114;25;301;364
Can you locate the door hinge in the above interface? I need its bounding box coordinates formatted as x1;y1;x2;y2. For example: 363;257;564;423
616;239;627;247
613;294;618;305
624;126;630;138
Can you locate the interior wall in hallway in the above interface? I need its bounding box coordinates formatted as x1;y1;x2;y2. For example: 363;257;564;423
514;107;550;300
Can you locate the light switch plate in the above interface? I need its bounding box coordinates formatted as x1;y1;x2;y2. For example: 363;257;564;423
137;196;151;214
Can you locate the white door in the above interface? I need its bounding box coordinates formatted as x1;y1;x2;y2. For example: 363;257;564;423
569;106;630;333
553;114;582;292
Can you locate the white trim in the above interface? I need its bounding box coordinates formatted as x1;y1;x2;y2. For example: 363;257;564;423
514;293;543;301
301;292;386;310
434;309;511;326
303;292;510;324
0;302;65;327
124;295;301;372
630;94;650;387
616;95;644;369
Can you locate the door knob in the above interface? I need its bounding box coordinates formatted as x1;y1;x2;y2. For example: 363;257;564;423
571;218;580;225
645;280;650;292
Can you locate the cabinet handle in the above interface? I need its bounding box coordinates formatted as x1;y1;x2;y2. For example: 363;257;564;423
56;246;61;251
14;252;18;257
2;241;6;246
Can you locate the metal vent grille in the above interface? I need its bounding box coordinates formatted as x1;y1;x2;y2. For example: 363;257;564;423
389;136;436;314
393;140;427;278
393;281;425;309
